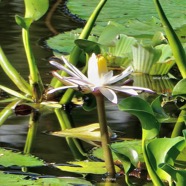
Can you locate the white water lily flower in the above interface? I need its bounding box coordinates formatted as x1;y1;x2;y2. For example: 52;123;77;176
48;53;154;104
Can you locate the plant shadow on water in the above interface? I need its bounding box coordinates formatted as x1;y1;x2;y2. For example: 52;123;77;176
0;0;186;186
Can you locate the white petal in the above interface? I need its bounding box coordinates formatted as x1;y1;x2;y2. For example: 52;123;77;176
99;87;118;104
108;66;133;84
121;86;154;93
101;71;113;84
50;61;79;78
65;77;91;86
108;86;138;95
52;71;76;86
87;53;100;85
47;85;78;94
61;56;89;81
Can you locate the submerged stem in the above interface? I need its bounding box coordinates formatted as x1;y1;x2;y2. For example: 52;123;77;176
95;93;115;177
24;110;40;154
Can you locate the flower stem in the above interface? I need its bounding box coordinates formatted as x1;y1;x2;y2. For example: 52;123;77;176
95;93;115;177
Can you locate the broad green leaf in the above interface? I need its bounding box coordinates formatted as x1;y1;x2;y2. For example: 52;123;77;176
37;177;92;186
47;0;186;54
0;85;32;102
56;161;120;174
0;148;44;167
172;79;186;97
160;164;186;186
0;172;36;186
0;171;92;186
24;0;49;21
67;0;186;32
146;137;185;182
118;97;160;140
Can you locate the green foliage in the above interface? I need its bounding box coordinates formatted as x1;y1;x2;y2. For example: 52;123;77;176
118;97;160;140
0;148;44;167
0;171;92;186
150;95;169;122
146;137;185;183
24;0;49;21
172;79;186;97
56;161;120;174
47;22;175;75
92;140;143;162
160;164;186;186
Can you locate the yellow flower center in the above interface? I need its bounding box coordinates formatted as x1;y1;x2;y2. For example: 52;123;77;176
97;55;108;77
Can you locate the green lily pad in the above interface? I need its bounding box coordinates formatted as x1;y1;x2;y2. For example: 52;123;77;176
0;148;44;167
56;161;120;174
0;171;92;186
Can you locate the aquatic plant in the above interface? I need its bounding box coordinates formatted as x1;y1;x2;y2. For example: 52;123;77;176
1;0;186;185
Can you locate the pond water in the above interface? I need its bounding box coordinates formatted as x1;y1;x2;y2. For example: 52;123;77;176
0;0;178;185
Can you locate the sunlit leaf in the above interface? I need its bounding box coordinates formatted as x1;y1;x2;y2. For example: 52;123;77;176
51;123;100;141
24;0;49;21
0;148;44;167
0;171;92;186
56;161;120;174
47;0;186;54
